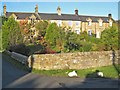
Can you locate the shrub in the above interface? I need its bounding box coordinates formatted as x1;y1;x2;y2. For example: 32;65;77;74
9;44;30;56
27;44;45;55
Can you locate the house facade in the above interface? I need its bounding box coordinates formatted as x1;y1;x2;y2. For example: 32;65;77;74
3;4;114;38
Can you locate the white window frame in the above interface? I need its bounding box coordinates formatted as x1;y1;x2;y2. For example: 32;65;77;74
68;21;72;26
99;21;103;26
76;21;80;26
109;21;112;26
88;29;92;36
57;20;62;26
75;30;80;34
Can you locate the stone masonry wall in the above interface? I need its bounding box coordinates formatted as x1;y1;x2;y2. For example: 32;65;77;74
28;51;119;70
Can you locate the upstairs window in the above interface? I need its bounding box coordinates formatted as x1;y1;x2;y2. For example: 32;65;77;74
57;20;62;26
109;20;113;27
68;21;72;26
76;21;80;26
99;21;103;26
98;18;103;27
88;30;92;36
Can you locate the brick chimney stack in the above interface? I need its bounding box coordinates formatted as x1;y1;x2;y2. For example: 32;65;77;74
75;9;78;15
3;4;6;16
57;6;61;15
35;4;38;13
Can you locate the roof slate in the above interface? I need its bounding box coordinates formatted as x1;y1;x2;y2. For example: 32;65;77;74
6;12;111;22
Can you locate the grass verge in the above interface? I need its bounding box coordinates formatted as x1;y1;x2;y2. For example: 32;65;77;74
32;65;120;78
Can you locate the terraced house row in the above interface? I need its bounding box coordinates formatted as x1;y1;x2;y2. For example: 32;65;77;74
3;4;114;38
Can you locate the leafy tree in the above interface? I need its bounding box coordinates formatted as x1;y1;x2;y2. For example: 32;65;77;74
19;18;31;44
45;23;65;52
101;24;118;50
2;17;23;50
35;20;48;37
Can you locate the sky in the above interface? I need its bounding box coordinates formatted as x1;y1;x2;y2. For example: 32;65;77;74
1;1;119;20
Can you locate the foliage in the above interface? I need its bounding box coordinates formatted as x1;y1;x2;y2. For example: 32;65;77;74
0;16;8;26
64;31;80;52
19;18;32;44
27;44;45;55
9;44;30;56
101;24;118;50
2;17;23;50
19;17;30;35
35;20;48;37
45;23;65;52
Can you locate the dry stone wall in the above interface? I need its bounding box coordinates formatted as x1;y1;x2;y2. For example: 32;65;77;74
28;51;119;70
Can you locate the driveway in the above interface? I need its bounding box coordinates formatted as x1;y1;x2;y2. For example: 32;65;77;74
2;52;120;89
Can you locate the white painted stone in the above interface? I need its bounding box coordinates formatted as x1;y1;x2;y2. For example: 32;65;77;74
97;72;104;77
68;71;78;77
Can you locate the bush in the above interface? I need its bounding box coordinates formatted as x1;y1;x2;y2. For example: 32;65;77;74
9;44;30;56
27;44;45;55
79;42;92;52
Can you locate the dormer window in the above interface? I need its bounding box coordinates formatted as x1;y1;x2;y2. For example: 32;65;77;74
10;13;17;21
29;14;36;24
68;21;72;26
87;18;92;26
98;18;103;27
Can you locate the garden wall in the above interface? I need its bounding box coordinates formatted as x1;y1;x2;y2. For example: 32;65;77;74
28;50;119;70
6;51;28;65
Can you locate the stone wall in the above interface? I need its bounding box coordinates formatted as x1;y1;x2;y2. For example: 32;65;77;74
28;51;119;70
6;51;28;65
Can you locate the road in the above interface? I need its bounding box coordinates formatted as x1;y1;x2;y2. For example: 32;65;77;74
2;52;120;89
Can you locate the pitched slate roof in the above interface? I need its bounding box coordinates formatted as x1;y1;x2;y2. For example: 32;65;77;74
39;13;81;21
6;12;39;20
6;12;111;23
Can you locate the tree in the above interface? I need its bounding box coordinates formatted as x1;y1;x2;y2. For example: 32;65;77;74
101;24;118;50
2;17;23;50
19;17;32;44
45;23;65;52
35;20;48;37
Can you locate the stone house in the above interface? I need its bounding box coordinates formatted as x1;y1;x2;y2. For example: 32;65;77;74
3;4;114;38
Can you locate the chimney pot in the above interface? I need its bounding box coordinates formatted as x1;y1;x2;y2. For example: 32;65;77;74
35;4;38;13
108;14;112;19
75;9;78;15
3;4;6;16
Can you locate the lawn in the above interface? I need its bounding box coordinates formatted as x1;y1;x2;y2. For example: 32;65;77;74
32;65;120;78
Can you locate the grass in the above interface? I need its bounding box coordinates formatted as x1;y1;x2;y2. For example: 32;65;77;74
32;65;120;78
2;51;120;79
